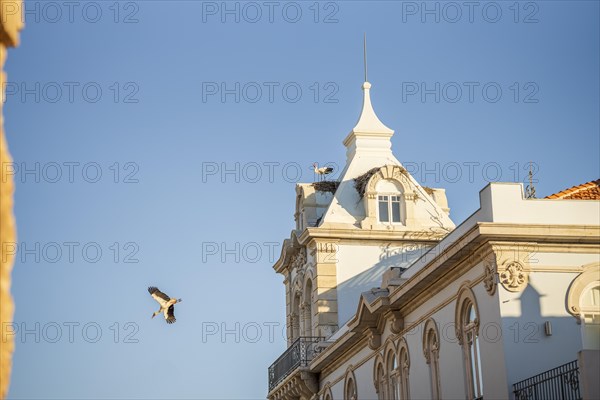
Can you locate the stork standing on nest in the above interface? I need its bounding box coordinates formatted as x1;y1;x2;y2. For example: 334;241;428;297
148;286;182;324
313;163;334;181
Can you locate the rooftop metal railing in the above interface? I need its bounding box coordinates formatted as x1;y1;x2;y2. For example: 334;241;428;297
513;360;581;400
268;336;324;392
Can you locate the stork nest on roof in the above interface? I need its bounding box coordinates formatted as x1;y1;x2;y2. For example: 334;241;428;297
312;180;340;194
421;186;435;195
354;167;382;198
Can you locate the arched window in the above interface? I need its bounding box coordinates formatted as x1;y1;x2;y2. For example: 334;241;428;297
374;356;386;400
322;383;333;400
580;283;600;349
463;302;483;399
423;319;441;400
360;165;416;230
291;293;300;341
344;368;358;400
376;179;405;224
397;338;410;400
567;263;600;350
386;347;399;400
456;285;483;400
303;278;314;337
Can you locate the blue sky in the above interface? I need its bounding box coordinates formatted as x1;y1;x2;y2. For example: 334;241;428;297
3;1;599;398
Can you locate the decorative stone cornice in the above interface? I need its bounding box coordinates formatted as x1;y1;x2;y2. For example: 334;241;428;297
268;368;319;400
302;227;446;243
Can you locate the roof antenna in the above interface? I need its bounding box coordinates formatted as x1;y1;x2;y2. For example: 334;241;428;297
525;161;537;199
363;33;368;83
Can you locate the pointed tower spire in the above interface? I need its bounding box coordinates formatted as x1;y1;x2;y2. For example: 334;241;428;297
343;36;394;158
350;82;394;135
348;34;393;136
321;39;454;232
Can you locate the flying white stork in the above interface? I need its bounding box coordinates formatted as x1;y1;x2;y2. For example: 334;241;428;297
148;286;182;324
312;163;334;181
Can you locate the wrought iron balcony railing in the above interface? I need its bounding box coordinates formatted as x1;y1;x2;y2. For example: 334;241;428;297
268;336;324;392
513;360;581;400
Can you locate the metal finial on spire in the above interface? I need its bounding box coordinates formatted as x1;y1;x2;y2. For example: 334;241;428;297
363;33;368;82
525;161;537;199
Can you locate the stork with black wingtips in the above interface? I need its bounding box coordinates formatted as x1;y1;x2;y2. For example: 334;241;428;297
148;286;182;324
312;162;334;181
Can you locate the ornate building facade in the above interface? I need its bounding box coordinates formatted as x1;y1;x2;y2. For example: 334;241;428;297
267;78;600;400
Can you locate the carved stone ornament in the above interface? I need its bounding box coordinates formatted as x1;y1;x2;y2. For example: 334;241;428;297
423;334;439;365
499;261;528;292
483;262;497;296
390;311;404;334
404;192;418;202
291;248;306;270
365;165;408;194
367;328;381;350
293;270;304;294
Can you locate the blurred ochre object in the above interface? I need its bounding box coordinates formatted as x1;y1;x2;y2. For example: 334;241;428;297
0;0;23;397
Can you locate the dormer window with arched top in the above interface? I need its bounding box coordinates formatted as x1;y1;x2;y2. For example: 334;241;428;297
376;179;405;224
358;167;412;229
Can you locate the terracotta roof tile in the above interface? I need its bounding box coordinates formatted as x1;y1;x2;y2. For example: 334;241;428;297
546;179;600;200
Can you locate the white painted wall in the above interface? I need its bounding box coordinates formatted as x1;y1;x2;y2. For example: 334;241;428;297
399;263;510;400
320;345;377;399
335;243;429;326
499;268;585;394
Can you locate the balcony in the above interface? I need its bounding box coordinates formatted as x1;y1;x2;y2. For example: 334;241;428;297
513;360;581;400
268;336;324;392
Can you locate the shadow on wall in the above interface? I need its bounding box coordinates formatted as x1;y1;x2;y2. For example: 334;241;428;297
500;283;583;390
336;248;428;326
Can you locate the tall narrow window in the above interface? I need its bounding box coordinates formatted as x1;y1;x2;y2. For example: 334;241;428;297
463;303;483;399
378;195;390;222
428;330;441;399
303;279;313;337
291;294;300;341
423;319;441;400
456;286;483;400
387;350;399;400
398;340;410;400
344;371;358;400
375;361;386;400
391;195;401;222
